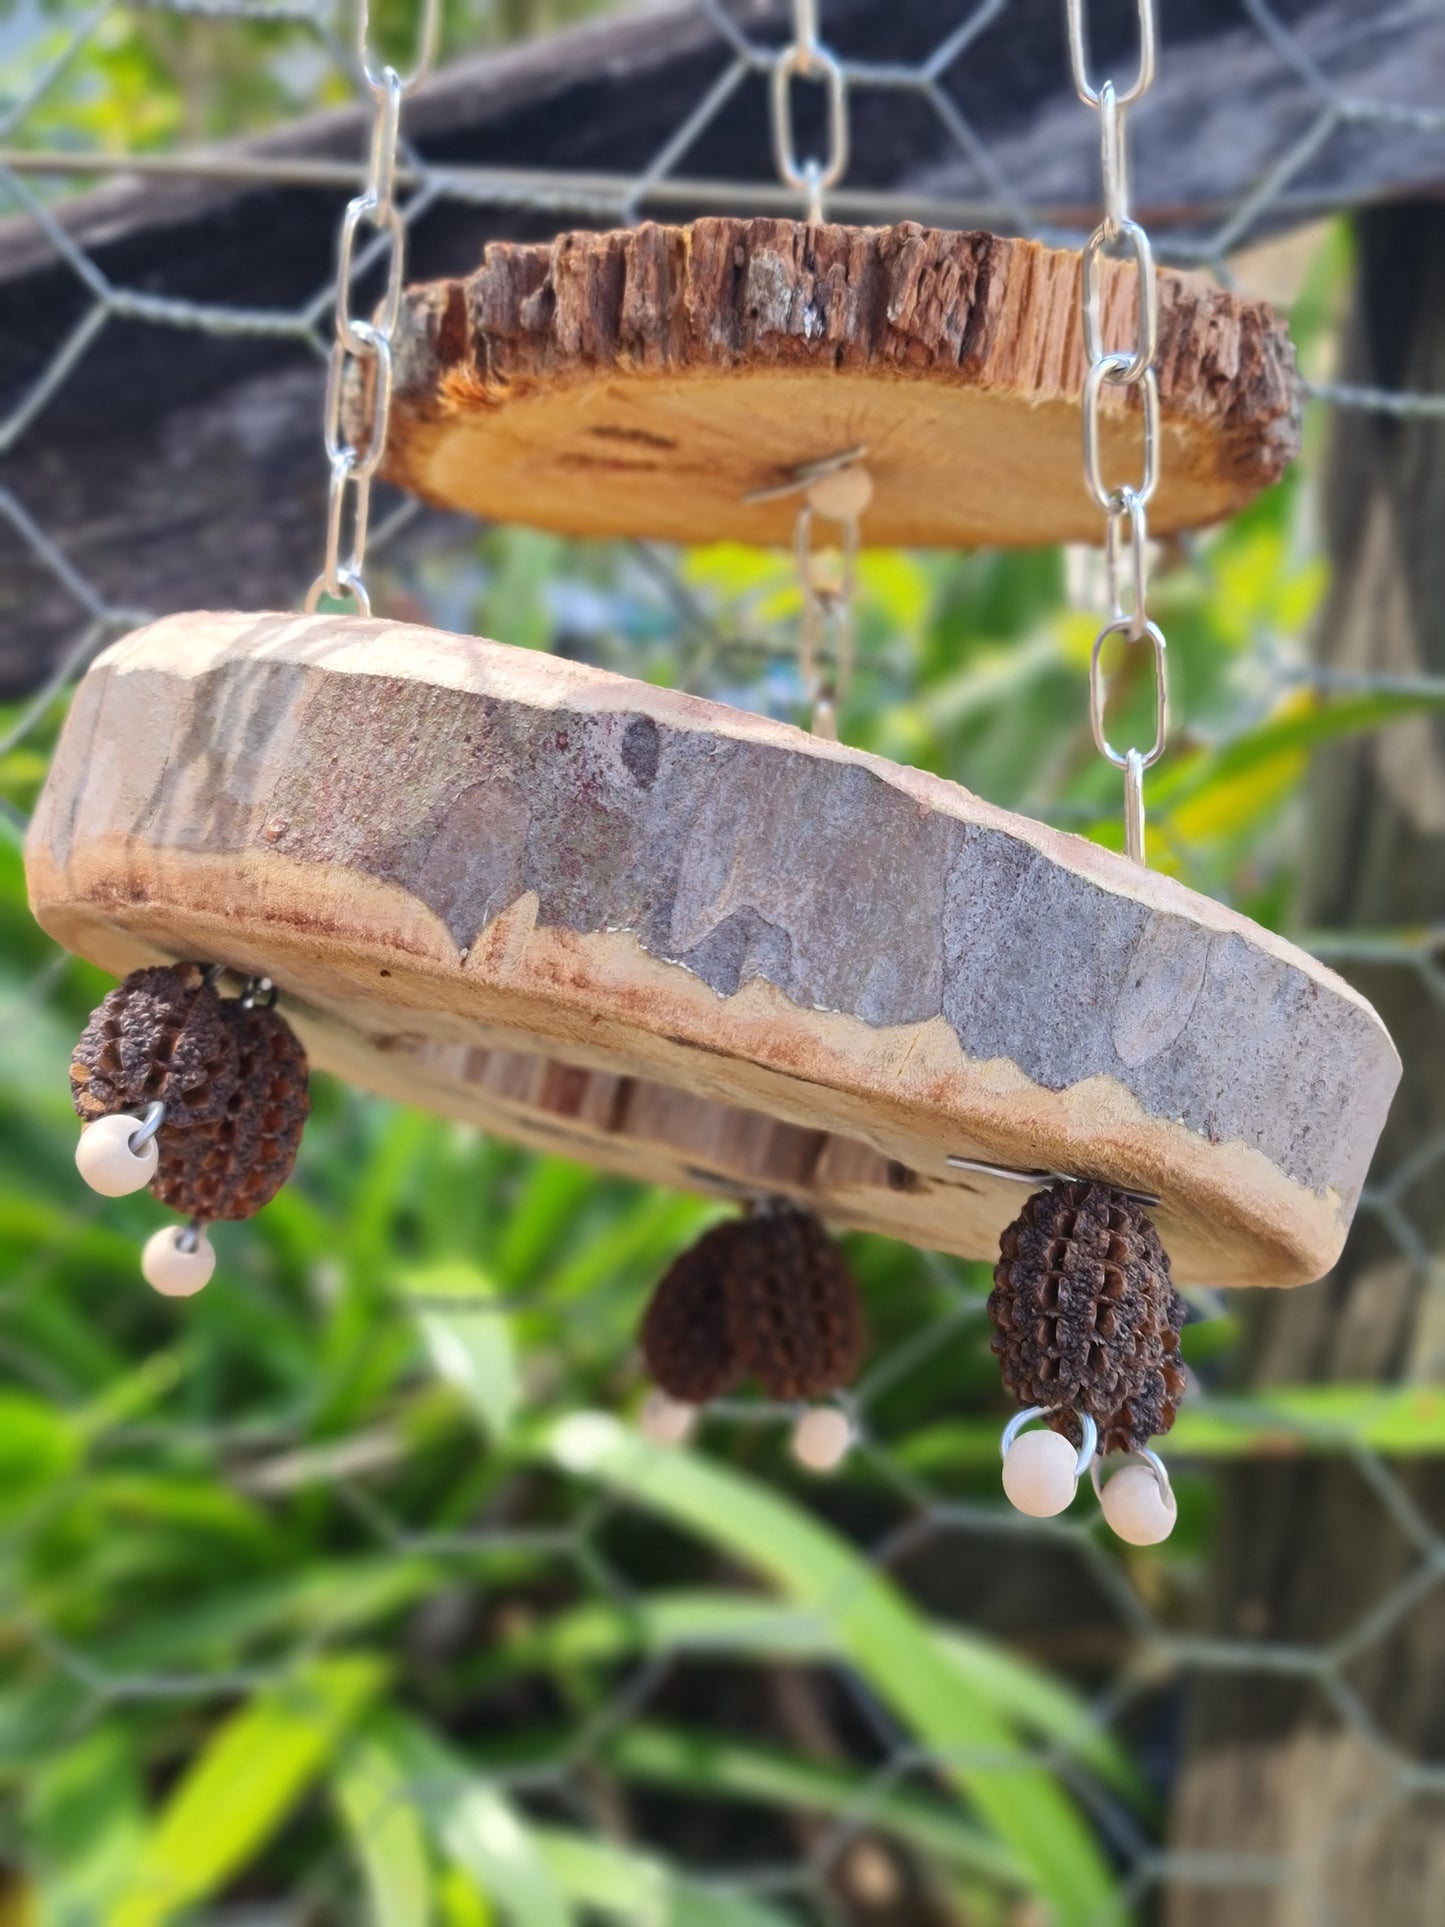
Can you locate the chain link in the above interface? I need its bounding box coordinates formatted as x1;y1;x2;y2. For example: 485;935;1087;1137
305;0;440;617
794;501;858;740
1067;0;1166;867
770;0;849;223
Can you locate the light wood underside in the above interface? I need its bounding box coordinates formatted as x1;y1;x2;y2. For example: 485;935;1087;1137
371;220;1302;548
26;613;1397;1287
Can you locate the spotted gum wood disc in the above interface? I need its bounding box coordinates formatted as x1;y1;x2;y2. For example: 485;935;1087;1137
26;612;1397;1288
366;219;1302;548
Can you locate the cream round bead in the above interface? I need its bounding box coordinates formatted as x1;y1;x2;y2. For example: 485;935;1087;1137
639;1390;697;1447
1099;1463;1177;1546
805;463;875;522
75;1113;159;1197
141;1225;216;1298
1001;1428;1080;1518
792;1405;853;1474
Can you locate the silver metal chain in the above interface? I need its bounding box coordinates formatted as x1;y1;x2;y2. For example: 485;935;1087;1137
770;0;849;223
305;0;441;617
740;447;872;737
794;500;857;740
1067;0;1167;866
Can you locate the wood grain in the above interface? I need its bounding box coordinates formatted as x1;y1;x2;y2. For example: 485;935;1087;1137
370;220;1301;547
25;611;1399;1286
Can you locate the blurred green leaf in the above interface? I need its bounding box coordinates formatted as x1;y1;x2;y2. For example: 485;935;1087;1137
545;1414;1123;1926
473;1588;1141;1801
402;1260;520;1442
335;1719;435;1927
110;1655;385;1926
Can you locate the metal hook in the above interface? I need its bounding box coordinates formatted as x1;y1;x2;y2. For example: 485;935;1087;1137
944;1154;1160;1209
740;445;869;507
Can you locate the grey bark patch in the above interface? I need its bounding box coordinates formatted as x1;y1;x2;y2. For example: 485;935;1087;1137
621;715;660;788
1112;915;1211;1068
414;777;530;950
92;654;1395;1202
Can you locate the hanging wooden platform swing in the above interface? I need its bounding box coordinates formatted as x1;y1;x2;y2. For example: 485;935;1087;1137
366;218;1303;548
27;611;1399;1290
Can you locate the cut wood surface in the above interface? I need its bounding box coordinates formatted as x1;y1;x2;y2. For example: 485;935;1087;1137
25;611;1399;1287
371;220;1301;547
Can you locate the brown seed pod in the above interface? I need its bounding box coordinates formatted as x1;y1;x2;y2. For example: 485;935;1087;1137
640;1220;747;1404
726;1206;865;1402
987;1181;1187;1456
151;1001;310;1222
70;963;241;1127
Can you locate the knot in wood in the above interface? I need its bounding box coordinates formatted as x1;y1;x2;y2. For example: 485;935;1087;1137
70;963;241;1127
987;1181;1186;1455
151;1002;310;1223
726;1205;865;1402
640;1220;747;1404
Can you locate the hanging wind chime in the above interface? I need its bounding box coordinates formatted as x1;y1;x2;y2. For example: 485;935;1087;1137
28;0;1399;1534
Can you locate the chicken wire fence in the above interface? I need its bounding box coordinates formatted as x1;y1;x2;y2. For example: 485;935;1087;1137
1;1;1443;1922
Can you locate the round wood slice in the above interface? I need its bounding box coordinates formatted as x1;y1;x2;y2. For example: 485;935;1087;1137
26;612;1396;1289
367;219;1302;549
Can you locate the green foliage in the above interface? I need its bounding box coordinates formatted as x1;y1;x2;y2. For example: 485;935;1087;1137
2;142;1443;1918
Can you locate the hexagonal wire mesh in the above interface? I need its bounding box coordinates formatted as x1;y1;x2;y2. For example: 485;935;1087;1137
2;2;1444;1923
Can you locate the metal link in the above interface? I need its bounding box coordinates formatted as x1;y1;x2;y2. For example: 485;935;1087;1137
358;0;441;98
771;2;849;222
323;323;394;480
306;1;436;618
1099;81;1128;234
1082;355;1159;511
1082;218;1158;381
794;500;859;739
1069;0;1166;867
1089;615;1168;770
1066;0;1157;108
1105;486;1150;637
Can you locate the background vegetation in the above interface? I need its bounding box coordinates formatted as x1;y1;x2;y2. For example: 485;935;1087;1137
2;3;1443;1923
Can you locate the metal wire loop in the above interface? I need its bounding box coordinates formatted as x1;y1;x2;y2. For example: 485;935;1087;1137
127;1099;166;1153
358;0;442;98
1082;218;1158;384
1089;615;1168;772
1083;357;1160;512
771;40;849;216
1000;1406;1099;1481
1065;0;1157;108
1090;1445;1172;1503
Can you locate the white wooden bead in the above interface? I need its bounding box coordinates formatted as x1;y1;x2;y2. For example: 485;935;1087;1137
792;1405;853;1473
639;1390;696;1447
141;1225;216;1297
805;463;875;522
1100;1463;1177;1545
75;1113;159;1197
1001;1428;1080;1518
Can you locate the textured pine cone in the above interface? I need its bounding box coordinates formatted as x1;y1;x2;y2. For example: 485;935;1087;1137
726;1206;865;1402
151;1001;310;1222
640;1220;747;1403
987;1181;1187;1456
70;963;241;1127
